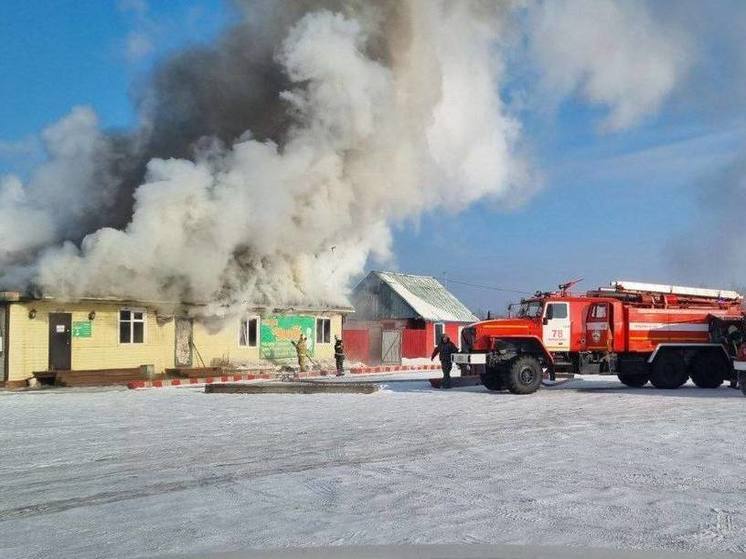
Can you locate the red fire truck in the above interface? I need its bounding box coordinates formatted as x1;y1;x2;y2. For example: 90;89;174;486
454;280;746;395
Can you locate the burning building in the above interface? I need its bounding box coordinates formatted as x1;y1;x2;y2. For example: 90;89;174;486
0;0;700;387
0;291;350;387
0;2;529;313
0;2;546;383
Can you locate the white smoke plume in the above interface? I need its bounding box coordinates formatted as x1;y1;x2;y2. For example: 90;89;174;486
0;0;690;316
527;0;692;131
1;1;528;315
0;107;116;284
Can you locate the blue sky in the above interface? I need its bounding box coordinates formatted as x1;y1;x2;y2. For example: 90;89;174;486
1;1;745;313
397;116;746;312
0;1;228;138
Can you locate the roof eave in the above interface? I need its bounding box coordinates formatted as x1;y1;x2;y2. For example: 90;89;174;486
0;291;22;302
7;294;353;314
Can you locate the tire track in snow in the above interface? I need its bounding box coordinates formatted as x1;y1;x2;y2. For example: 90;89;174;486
4;380;746;555
0;432;476;521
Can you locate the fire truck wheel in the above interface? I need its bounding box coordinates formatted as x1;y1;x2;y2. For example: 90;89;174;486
506;356;542;394
688;351;725;388
617;374;649;388
480;367;505;391
650;351;688;389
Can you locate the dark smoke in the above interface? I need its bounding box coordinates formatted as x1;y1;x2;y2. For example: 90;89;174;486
61;0;404;242
80;2;325;236
2;0;686;314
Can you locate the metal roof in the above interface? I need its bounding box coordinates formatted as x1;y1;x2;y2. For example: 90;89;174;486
373;271;478;323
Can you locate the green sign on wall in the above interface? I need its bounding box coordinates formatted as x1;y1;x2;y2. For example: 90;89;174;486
72;321;92;338
260;315;315;360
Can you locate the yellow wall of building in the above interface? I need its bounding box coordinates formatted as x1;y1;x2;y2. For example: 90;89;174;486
7;301;175;382
8;303;48;381
192;318;261;366
5;300;346;382
313;314;343;360
193;314;343;366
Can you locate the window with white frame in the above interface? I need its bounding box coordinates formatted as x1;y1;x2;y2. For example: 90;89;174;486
544;302;568;320
316;317;331;344
239;317;259;347
434;322;445;345
119;309;145;344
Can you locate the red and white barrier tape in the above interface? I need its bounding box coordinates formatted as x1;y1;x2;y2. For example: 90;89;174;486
127;364;442;389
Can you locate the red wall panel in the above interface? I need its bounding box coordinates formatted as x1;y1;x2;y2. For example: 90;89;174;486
445;323;461;346
344;321;468;362
402;329;428;358
342;330;369;362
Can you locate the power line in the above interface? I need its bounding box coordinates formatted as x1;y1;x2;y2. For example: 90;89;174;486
444;277;532;295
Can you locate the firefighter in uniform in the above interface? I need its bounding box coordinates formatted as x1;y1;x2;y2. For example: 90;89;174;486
334;335;345;376
431;333;458;389
291;334;309;372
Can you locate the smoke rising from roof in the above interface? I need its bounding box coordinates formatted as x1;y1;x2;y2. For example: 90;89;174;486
0;0;691;316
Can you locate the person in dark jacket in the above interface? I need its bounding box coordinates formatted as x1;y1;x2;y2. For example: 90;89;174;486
334;335;345;376
431;333;458;388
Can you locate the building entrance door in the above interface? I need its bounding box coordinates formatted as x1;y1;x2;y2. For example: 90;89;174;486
381;330;401;364
48;313;72;370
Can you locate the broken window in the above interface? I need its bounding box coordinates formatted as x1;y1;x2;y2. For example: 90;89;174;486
239;318;259;347
119;309;145;344
316;318;331;344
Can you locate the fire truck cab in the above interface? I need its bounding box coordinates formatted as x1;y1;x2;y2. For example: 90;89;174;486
455;280;745;395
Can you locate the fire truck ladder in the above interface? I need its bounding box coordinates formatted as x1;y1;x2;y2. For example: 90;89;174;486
609;280;741;301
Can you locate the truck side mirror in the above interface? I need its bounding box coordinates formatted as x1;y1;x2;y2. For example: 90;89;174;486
542;317;549;325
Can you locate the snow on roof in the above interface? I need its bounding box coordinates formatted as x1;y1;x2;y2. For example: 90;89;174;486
373;271;478;323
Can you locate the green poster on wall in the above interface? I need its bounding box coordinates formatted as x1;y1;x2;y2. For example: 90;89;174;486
260;315;315;360
72;321;92;338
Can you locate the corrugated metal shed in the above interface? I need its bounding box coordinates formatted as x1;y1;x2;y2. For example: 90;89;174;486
355;271;477;323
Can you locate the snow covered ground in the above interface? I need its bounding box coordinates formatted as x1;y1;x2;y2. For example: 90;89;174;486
1;373;746;559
